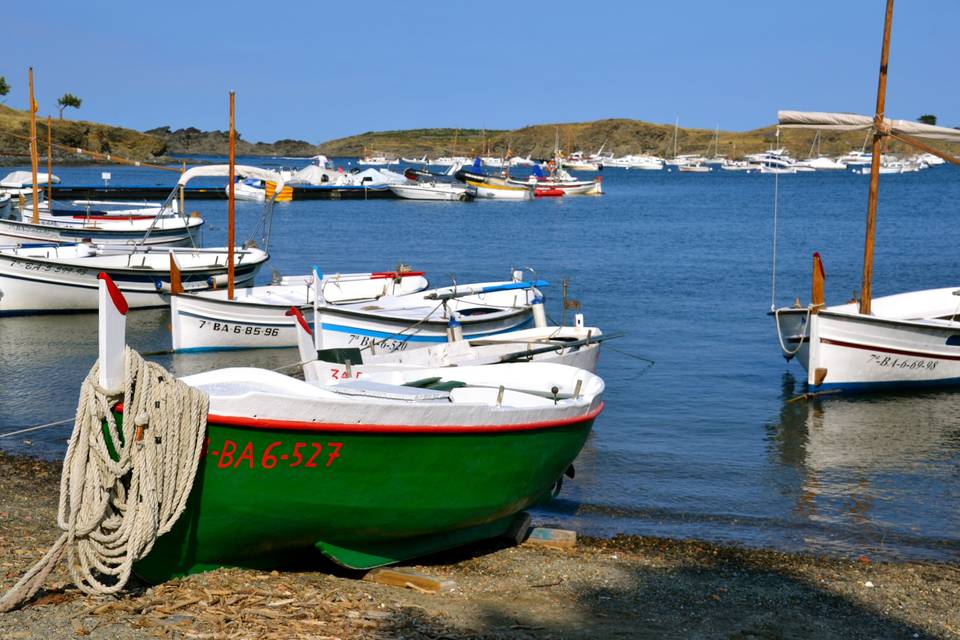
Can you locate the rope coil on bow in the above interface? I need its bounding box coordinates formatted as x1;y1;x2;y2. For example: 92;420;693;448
0;347;208;612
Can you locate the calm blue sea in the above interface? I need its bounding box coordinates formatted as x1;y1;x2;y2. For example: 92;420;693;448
2;157;959;562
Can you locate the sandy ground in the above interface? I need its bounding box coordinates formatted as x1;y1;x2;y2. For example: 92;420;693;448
1;451;958;639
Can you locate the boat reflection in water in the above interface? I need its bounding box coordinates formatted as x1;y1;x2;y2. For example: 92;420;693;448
767;373;960;560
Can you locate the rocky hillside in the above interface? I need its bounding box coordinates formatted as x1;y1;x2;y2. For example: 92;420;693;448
0;104;167;163
318;118;956;160
144;127;323;157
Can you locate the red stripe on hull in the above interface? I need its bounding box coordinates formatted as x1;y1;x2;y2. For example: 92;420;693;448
208;402;604;434
820;338;960;361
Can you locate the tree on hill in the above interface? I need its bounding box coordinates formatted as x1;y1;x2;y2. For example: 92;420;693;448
918;114;937;125
0;76;9;103
57;93;82;119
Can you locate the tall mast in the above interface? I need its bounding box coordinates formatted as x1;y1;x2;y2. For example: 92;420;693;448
673;116;679;159
227;91;236;301
860;0;894;315
28;68;40;224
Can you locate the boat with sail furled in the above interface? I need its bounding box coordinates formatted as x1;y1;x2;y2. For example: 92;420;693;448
770;0;960;393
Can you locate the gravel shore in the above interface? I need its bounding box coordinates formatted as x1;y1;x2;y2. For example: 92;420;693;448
1;451;957;639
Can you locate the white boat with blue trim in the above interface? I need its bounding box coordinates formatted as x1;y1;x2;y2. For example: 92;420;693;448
314;277;544;352
288;304;605;383
169;269;431;352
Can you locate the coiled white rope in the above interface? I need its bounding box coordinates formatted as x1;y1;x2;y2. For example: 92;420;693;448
774;306;813;358
0;347;208;612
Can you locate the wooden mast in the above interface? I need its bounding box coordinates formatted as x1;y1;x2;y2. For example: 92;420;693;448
28;68;40;225
227;91;236;301
860;0;895;315
46;116;53;208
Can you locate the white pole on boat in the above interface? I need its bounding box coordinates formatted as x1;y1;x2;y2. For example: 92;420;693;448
532;293;547;328
98;273;128;392
312;266;323;351
446;312;463;342
28;68;40;225
227;91;236;301
860;0;895;316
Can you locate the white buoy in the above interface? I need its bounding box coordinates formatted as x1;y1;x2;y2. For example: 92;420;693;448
312;266;324;351
97;273;128;392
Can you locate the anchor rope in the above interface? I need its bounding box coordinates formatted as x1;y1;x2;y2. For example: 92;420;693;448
0;347;208;612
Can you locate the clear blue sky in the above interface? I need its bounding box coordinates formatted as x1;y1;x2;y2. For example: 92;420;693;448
6;0;958;143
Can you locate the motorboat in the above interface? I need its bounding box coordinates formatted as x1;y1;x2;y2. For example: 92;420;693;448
507;166;602;195
795;156;847;170
227;177;266;201
678;163;712;173
466;179;534;200
388;181;472;201
0;171;59;197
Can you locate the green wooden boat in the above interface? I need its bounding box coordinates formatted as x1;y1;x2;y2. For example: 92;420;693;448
97;273;605;583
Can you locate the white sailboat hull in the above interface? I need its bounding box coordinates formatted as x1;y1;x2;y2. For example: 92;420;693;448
0;245;266;315
306;325;603;383
0;216;201;247
773;287;960;391
170;272;431;352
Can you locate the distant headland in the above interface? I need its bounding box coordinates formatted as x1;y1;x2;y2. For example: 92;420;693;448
0;104;952;165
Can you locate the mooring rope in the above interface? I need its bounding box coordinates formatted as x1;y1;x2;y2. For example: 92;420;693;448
0;347;208;612
773;306;812;357
770;170;781;312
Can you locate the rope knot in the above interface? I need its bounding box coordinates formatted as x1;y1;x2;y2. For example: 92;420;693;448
874;117;892;136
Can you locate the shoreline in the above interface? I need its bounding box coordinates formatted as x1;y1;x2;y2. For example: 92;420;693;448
1;451;957;638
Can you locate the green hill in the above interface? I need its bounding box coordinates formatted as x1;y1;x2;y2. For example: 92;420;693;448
317;118;955;160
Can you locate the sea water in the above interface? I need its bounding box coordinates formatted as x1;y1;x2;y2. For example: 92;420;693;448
1;159;958;561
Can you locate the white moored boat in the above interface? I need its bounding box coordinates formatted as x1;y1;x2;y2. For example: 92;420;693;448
290;304;606;383
465;178;534;200
0;242;266;315
170;270;431;352
508;166;602;195
770;12;960;395
388;182;472;201
226;177;266;201
0;171;59;198
2;198;203;248
314;277;546;352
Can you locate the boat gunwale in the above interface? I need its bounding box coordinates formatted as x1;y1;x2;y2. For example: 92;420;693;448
204;401;604;434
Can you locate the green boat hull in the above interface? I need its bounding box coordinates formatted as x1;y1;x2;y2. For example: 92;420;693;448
133;415;594;582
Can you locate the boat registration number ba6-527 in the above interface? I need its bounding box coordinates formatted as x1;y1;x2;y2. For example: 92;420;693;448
198;320;282;337
206;438;343;470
